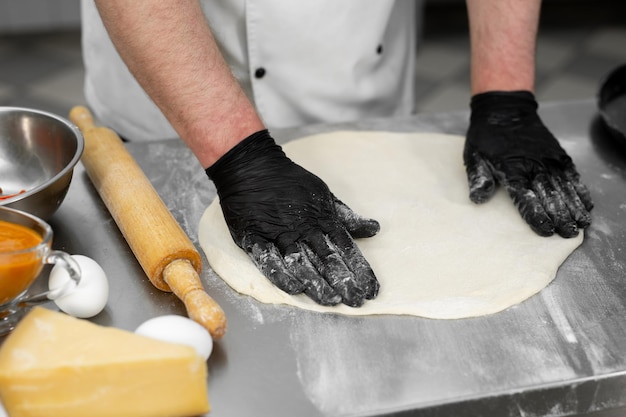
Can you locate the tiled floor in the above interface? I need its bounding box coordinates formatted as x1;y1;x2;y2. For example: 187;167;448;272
0;4;624;123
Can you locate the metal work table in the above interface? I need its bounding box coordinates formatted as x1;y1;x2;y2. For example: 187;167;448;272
7;99;626;416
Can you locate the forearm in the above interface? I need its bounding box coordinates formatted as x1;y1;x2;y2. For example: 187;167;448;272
94;0;264;168
466;0;541;94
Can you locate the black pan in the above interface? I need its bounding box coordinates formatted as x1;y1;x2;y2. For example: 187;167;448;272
598;64;626;149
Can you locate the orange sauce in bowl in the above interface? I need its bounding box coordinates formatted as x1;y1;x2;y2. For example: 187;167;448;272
0;220;44;304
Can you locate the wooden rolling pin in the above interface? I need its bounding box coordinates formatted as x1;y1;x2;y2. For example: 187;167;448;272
69;106;226;339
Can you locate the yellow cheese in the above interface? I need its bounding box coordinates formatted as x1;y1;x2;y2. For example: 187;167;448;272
0;307;210;417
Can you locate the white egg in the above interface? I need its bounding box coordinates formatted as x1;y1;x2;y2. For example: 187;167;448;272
48;255;109;318
135;315;213;360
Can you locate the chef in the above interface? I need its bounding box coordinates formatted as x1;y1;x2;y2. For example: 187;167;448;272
80;0;593;307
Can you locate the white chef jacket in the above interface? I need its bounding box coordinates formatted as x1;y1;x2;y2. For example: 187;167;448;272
81;0;421;141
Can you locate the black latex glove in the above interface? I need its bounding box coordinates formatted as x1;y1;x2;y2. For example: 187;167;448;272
206;130;380;307
464;91;593;238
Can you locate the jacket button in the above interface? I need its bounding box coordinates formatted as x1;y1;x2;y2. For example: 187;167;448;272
255;67;266;79
376;45;383;54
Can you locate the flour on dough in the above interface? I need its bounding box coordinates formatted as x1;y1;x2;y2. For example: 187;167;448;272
198;131;583;318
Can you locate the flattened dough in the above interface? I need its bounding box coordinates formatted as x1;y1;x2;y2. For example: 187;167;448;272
199;131;583;318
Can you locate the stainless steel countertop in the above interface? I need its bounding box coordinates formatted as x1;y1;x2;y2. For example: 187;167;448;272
5;99;626;416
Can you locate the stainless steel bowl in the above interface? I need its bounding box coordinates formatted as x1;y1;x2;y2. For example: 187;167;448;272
0;107;84;220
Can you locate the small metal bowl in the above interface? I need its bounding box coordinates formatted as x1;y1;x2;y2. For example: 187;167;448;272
0;107;84;220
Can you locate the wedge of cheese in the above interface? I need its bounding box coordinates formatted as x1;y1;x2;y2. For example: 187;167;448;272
0;307;210;417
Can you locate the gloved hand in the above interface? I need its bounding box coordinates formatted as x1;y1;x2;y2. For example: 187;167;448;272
464;91;593;237
206;130;380;307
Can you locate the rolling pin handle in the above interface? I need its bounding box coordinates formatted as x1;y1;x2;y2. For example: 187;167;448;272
69;106;96;133
163;259;227;339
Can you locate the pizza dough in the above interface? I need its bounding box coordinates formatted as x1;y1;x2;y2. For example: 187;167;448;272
198;131;583;318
